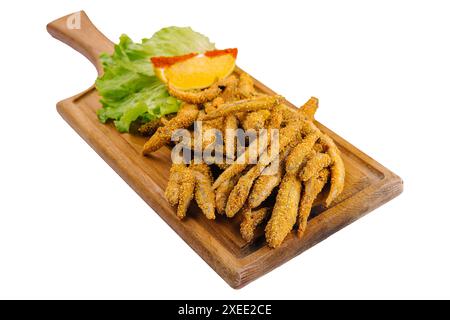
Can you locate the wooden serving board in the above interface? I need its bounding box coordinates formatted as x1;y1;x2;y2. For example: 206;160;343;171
47;11;403;289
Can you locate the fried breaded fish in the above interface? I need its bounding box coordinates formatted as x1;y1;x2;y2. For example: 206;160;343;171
242;110;271;131
191;163;215;220
219;75;240;102
204;96;224;114
238;72;257;99
285;132;320;174
168;82;222;104
224;115;238;160
248;166;282;209
142;103;199;155
298;168;330;237
247;144;292;208
240;206;270;243
298;97;319;121
225;165;263;217
212;118;302;190
265;173;302;248
300;152;332;181
320;134;345;207
215;173;241;215
176;167;195;219
165;163;185;206
202;95;283;121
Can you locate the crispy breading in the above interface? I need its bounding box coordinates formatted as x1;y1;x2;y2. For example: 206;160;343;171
142;103;199;155
138;118;163;136
219;75;240;102
248;165;283;208
212;130;270;189
247;144;293;208
202;95;283;121
224;115;238;160
242;110;271;131
279;103;298;123
238;72;257;99
215;173;241;215
165;163;185;206
200;122;219;150
212;119;302;190
168;82;221;104
285;132;320;174
300;152;332;181
176;167;195;219
320;134;345;207
191;164;215;220
204;117;224;132
240;206;270;242
190;162;213;180
225;165;263;217
268;104;283;129
298;168;330;237
257;119;303;167
213;163;248;190
298;97;319;121
204;96;225;114
265;173;302;248
301;119;321;135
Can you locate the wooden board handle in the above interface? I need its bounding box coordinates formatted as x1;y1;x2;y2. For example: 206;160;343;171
47;11;114;74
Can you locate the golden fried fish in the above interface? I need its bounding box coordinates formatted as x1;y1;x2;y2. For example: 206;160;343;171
202;95;283;121
300;152;332;181
240;206;270;243
176;167;195;219
142;103;199;155
298;168;330;237
265;173;302;248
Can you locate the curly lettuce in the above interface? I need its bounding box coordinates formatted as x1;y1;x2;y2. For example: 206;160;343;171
96;27;215;132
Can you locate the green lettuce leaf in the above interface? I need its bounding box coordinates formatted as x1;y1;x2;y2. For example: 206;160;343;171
95;27;215;132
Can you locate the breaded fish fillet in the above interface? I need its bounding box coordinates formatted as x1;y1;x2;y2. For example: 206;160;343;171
300;152;332;181
298;168;330;237
268;104;283;129
240;206;270;243
176;167;195;219
265;173;302;248
202;95;283;121
225;165;263;217
285;132;320;174
204;96;224;114
242;110;271;131
168;82;222;104
298;97;319;121
224;115;238;160
212;130;270;189
191;165;216;220
247;145;292;208
248;165;283;208
238;72;257;99
212;119;302;190
142;103;199;155
320;134;345;207
219;75;240;102
165;163;185;206
215;173;241;215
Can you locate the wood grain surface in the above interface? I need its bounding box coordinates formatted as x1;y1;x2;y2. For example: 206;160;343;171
47;11;403;288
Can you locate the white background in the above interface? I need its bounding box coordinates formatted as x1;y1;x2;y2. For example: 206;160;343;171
0;0;449;299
